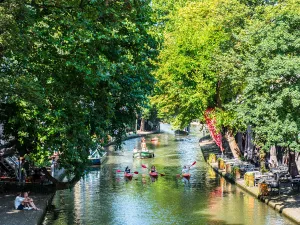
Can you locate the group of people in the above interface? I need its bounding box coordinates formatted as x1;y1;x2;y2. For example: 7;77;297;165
124;165;189;175
14;191;40;210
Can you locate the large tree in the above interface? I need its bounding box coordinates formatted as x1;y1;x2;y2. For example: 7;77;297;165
0;0;157;177
152;0;249;157
228;0;300;171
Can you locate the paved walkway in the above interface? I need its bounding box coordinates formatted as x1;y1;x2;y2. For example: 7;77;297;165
0;193;53;225
199;137;300;224
1;130;159;225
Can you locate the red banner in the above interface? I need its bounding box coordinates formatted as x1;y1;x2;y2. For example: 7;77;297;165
204;109;224;152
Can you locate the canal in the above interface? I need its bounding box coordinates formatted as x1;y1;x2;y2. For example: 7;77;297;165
43;124;295;225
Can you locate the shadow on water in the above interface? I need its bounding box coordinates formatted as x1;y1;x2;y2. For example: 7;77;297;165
43;124;296;225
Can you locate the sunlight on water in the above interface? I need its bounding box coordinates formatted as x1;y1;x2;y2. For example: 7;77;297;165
43;124;295;225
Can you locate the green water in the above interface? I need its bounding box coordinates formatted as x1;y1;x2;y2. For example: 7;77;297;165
43;124;295;225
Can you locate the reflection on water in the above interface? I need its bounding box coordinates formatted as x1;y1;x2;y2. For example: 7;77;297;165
43;124;295;225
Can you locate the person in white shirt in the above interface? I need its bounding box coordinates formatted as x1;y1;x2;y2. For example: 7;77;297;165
182;165;190;174
14;193;25;210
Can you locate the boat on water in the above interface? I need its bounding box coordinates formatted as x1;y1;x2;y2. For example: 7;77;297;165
133;149;155;158
151;137;159;142
182;173;191;179
124;173;133;179
174;130;189;136
88;150;107;165
149;172;158;178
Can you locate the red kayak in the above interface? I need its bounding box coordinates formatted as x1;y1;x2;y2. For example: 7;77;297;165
124;173;133;179
182;173;191;179
149;172;158;178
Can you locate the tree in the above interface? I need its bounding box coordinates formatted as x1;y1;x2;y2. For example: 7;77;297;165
0;0;157;177
228;0;300;171
152;0;249;157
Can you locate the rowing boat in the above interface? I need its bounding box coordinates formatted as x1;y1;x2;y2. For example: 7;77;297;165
149;172;158;178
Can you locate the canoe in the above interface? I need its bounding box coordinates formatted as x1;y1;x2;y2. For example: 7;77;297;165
151;138;159;141
182;173;191;179
133;150;154;159
149;172;158;178
124;173;133;179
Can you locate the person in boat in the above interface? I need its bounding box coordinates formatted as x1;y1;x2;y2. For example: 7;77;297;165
141;139;147;150
182;165;190;174
125;166;131;174
150;165;157;173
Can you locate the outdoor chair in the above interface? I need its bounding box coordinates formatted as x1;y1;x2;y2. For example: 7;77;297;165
267;172;280;194
291;177;300;191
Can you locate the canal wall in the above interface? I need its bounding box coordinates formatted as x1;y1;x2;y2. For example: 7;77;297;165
1;130;160;225
199;136;300;224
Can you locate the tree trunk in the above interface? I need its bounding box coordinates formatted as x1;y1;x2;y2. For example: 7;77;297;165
269;145;278;168
225;130;241;159
140;118;145;131
41;167;81;190
288;150;299;178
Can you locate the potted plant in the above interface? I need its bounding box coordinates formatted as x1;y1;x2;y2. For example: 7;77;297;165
232;166;241;179
258;180;269;196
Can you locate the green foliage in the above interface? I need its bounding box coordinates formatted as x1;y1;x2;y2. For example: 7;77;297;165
153;0;300;154
0;0;158;176
152;0;249;129
228;0;300;151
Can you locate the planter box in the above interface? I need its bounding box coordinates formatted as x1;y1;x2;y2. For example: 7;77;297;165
218;159;225;170
245;172;255;187
225;163;232;173
208;154;217;163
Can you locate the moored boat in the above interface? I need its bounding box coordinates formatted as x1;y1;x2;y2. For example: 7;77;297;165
88;151;107;165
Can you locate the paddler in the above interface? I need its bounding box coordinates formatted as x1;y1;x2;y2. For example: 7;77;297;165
125;166;131;174
182;165;190;174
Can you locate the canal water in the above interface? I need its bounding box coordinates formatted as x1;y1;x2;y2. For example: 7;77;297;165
43;124;295;225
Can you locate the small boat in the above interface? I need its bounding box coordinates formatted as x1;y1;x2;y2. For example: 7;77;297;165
124;173;133;179
133;150;155;159
149;172;158;178
151;137;159;142
175;130;189;136
88;150;107;165
182;173;191;179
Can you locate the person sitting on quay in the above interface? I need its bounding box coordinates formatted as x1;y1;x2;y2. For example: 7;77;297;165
23;191;40;210
14;192;26;210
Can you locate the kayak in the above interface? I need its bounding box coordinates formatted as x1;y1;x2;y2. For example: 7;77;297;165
124;173;133;179
182;173;191;179
149;172;158;178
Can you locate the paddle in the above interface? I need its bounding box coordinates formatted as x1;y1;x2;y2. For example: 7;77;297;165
176;161;197;177
141;164;165;176
116;170;139;174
